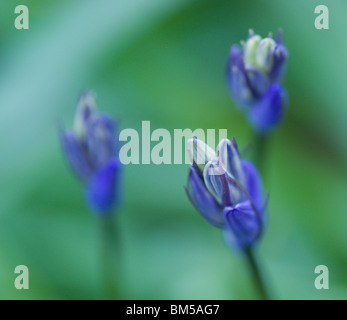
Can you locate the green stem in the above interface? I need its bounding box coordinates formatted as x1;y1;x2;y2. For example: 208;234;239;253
253;133;268;174
244;247;270;300
100;215;121;300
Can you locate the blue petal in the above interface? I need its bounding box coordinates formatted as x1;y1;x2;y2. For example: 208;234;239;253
224;201;263;248
86;158;121;214
245;66;270;98
227;45;271;107
217;138;245;186
85;114;117;169
270;44;288;82
227;45;254;107
61;130;94;182
203;159;242;206
228;44;243;69
186;165;224;228
241;160;265;213
247;83;288;133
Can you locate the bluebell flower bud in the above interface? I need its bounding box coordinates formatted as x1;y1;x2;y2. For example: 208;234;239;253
185;137;267;249
61;92;121;215
227;29;289;133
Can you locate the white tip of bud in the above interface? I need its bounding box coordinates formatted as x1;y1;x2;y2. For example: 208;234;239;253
256;38;276;72
187;137;216;172
74;91;97;137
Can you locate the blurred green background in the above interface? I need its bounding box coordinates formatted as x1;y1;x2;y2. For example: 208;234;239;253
0;0;346;300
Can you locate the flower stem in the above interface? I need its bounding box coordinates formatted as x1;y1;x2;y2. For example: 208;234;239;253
100;215;121;299
253;133;268;174
244;247;270;300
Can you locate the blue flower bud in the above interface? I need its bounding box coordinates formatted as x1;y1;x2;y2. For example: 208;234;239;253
185;137;267;248
227;29;289;133
60;92;121;215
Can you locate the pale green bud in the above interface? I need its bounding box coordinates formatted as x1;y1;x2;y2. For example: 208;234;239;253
243;35;261;67
256;38;276;72
243;34;276;73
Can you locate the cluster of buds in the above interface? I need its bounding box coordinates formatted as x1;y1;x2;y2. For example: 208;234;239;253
61;92;121;214
185;137;266;248
227;29;288;133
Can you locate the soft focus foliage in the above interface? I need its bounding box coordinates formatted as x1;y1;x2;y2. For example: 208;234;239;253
0;0;347;299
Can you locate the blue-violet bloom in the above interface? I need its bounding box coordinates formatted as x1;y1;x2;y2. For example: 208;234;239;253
60;92;121;215
227;29;288;133
185;137;267;249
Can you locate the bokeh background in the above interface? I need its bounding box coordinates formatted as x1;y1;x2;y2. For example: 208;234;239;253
0;0;346;300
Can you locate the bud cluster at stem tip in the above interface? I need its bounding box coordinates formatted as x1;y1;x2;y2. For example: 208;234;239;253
60;92;121;215
227;29;289;133
185;137;267;249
